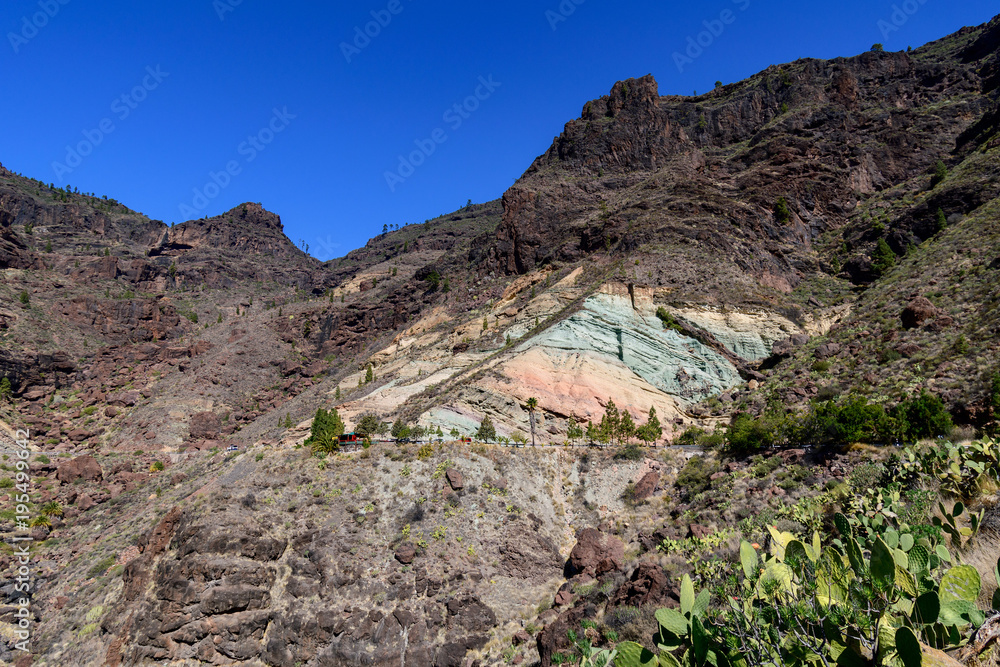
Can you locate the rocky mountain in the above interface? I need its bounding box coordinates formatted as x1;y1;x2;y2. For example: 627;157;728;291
0;13;999;667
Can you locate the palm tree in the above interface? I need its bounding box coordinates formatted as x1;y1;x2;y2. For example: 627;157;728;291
525;398;538;446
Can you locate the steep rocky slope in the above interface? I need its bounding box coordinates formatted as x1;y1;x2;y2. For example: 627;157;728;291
0;13;999;666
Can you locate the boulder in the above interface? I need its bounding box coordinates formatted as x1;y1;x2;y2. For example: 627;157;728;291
189;412;221;440
814;343;842;359
567;528;624;578
609;562;678;609
66;429;91;443
687;524;712;539
445;469;464;491
631;471;659;501
901;297;939;329
56;456;103;484
76;494;95;510
395;542;417;565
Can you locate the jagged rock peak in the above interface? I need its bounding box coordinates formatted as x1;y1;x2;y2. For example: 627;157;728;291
583;74;661;120
215;202;284;232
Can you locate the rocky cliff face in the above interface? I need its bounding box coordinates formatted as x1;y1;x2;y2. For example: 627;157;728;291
487;34;995;298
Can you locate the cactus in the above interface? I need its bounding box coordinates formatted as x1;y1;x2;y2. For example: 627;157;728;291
993;556;1000;611
895;627;923;667
933;500;983;549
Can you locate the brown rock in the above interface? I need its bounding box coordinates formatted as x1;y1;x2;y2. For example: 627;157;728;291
189;412;221;439
445;468;464;491
76;494;95;510
815;343;842;359
512;630;530;646
395;542;417;565
553;589;574;607
66;429;91;443
609;562;678;609
105;406;120;418
567;528;624;578
901;297;939;329
56;455;103;484
686;524;712;539
631;471;659;501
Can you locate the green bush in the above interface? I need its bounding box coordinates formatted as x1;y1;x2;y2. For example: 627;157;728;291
893;390;953;441
87;556;117;579
35;454;50;464
936;207;948;232
655;307;682;332
725;412;793;455
19;291;29;305
801;395;894;446
614;442;645;461
871;238;896;277
930;159;948;188
675;456;718;499
774;197;792;224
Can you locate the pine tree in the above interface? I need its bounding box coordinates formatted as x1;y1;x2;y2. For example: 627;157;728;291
930;160;948;188
391;418;411;441
639;406;662;444
365;364;374;384
356;413;381;437
306;408;344;454
585;421;597;444
600;400;621;445
0;377;12;401
872;238;897;277
567;418;584;445
475;415;496;443
618;410;637;444
936;208;947;232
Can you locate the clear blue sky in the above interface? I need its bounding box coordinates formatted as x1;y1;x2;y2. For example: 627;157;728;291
2;0;996;260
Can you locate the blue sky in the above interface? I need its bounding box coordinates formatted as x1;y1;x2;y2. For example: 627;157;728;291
2;0;996;260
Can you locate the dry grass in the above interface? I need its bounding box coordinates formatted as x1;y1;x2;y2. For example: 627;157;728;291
960;529;1000;611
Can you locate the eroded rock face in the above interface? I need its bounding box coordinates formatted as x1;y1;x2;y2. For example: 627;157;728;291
114;509;505;666
189;412;222;440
